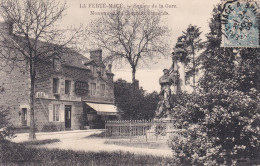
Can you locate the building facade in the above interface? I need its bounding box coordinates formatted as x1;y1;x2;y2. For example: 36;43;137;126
0;34;119;131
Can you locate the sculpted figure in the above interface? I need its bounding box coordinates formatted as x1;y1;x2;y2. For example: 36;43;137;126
159;69;172;109
156;62;180;118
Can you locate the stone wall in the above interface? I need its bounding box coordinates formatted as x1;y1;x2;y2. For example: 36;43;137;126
34;99;83;131
0;63;31;127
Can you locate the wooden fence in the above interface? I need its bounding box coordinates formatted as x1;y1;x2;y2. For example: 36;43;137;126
105;119;174;141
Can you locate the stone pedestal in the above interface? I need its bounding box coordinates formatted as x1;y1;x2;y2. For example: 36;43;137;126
149;36;188;141
146;118;177;140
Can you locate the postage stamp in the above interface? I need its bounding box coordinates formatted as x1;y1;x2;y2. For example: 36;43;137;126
221;1;259;47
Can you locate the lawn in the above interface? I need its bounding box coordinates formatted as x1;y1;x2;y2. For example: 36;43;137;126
0;139;173;166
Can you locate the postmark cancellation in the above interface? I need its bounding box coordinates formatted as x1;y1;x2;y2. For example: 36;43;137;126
221;1;259;47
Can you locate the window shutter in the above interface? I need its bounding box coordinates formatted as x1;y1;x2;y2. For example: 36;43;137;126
60;104;65;122
49;104;53;122
27;108;31;125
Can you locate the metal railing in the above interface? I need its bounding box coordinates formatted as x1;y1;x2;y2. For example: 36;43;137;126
105;119;175;141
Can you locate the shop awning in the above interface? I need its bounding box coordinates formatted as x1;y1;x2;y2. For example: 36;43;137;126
85;102;119;115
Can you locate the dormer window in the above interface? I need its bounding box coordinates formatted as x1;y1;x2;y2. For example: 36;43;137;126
53;57;62;72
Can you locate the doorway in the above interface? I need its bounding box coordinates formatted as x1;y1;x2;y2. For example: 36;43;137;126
65;105;72;129
21;108;27;126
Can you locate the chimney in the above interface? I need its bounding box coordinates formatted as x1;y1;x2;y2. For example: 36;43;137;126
3;20;13;35
8;21;13;35
0;20;13;35
90;49;102;62
108;64;112;72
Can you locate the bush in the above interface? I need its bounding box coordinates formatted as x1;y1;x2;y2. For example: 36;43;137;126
41;124;58;132
0;107;14;140
169;89;260;166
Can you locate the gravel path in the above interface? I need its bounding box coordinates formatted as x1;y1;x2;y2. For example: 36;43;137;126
12;130;173;157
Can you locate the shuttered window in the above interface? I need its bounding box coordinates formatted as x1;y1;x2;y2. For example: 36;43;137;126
53;104;60;122
53;78;59;93
100;84;105;96
65;80;71;94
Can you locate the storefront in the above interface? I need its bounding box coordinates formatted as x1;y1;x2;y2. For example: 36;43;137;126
85;102;120;129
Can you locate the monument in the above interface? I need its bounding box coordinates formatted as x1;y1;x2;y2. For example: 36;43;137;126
147;36;188;138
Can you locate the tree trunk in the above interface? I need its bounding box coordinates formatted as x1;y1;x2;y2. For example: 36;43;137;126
131;67;136;96
29;58;36;140
192;44;196;94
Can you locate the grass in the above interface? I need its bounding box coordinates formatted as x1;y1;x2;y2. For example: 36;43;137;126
21;139;60;146
0;139;173;166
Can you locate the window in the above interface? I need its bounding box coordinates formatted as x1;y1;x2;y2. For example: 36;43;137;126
53;78;59;93
91;83;96;95
101;67;105;76
65;80;71;94
53;104;60;121
92;65;96;75
100;84;105;96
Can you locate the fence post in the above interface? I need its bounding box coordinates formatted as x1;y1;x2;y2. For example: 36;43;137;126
105;120;107;138
145;126;148;142
156;121;158;141
129;120;132;142
119;125;121;137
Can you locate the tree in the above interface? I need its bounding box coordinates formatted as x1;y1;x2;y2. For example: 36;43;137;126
88;7;169;92
169;4;260;165
0;0;81;140
114;79;159;120
181;24;203;92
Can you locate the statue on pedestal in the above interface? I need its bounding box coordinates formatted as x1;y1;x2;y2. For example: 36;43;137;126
155;36;187;119
156;67;179;118
148;36;188;139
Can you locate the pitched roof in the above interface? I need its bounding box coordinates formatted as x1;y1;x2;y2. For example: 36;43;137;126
9;35;91;70
1;27;107;71
58;47;90;70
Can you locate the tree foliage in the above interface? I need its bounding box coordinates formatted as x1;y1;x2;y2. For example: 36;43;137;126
0;85;13;140
179;25;203;91
114;79;159;120
169;4;260;165
0;107;13;140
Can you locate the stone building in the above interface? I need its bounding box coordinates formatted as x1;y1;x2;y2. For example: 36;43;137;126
0;22;119;132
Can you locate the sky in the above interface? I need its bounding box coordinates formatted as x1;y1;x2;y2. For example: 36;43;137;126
44;0;222;93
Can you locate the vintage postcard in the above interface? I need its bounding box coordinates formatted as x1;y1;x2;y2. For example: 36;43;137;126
0;0;259;165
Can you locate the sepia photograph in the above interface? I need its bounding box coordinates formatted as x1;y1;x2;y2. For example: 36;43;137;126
0;0;259;165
